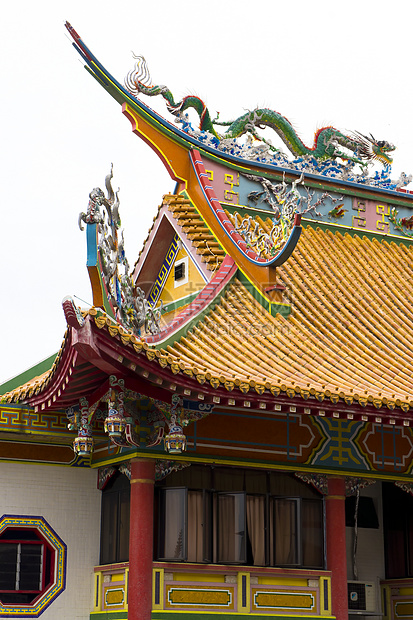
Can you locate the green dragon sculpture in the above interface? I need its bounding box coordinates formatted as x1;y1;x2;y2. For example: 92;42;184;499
125;56;395;167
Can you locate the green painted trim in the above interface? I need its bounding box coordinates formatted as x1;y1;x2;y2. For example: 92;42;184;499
99;267;117;318
90;612;128;619
0;353;57;395
302;219;413;246
236;270;291;318
162;291;200;315
90;446;413;483
90;610;336;620
0;457;91;468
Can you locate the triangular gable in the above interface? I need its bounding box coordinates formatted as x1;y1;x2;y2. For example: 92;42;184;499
133;195;226;308
146;234;207;317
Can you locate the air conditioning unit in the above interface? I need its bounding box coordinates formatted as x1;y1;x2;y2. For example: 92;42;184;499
347;581;377;613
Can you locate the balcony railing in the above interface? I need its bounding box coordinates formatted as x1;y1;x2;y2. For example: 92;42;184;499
381;578;413;620
92;561;332;617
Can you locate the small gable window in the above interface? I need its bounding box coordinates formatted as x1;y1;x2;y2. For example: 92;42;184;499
174;257;188;288
174;262;185;281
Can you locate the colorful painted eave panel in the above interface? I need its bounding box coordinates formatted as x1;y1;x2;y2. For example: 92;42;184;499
3;400;413;478
190;151;302;266
183;410;413;477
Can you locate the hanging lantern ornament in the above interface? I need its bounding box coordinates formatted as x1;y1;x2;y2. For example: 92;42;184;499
164;414;187;454
73;432;94;456
104;397;126;438
69;400;94;457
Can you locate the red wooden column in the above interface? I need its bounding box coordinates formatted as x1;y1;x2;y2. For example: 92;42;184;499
129;458;155;620
325;476;348;620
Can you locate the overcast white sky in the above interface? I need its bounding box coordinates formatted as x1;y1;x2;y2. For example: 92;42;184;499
1;0;412;385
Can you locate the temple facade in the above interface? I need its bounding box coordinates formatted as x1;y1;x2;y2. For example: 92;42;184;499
1;22;413;620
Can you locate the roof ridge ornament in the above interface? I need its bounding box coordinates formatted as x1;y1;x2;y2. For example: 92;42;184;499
78;165;163;336
62;296;85;329
65;24;413;191
124;55;397;175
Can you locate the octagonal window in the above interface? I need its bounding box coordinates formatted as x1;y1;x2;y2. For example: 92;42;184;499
0;516;66;617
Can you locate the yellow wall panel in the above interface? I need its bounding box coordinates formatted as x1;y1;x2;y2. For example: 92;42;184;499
172;573;225;583
258;577;308;586
160;248;205;305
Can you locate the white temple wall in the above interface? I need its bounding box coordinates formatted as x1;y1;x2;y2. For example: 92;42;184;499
0;461;101;620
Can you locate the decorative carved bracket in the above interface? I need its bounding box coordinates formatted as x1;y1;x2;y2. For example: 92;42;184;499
296;473;376;496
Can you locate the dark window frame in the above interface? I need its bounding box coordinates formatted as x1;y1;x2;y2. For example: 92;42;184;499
216;491;247;565
383;481;413;578
157;487;187;562
174;261;185;282
99;467;324;569
0;528;54;606
270;495;301;567
156;485;324;569
100;473;131;565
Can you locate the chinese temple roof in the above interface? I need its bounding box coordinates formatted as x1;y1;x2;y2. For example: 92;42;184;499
2;23;413;435
3;224;413;424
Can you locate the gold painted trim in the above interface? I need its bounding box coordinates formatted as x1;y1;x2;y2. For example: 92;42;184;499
237;572;250;611
320;576;331;615
91;450;413;484
125;568;129;610
165;585;234;609
153;568;164;610
94;571;102;611
130;478;155;485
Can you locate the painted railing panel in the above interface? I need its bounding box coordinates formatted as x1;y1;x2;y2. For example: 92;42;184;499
381;579;413;620
93;562;332;617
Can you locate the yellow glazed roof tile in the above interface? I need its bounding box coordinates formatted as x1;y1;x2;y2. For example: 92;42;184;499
4;226;413;414
165;195;225;270
161;226;413;411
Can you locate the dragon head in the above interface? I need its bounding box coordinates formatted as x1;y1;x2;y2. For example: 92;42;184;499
354;132;396;165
